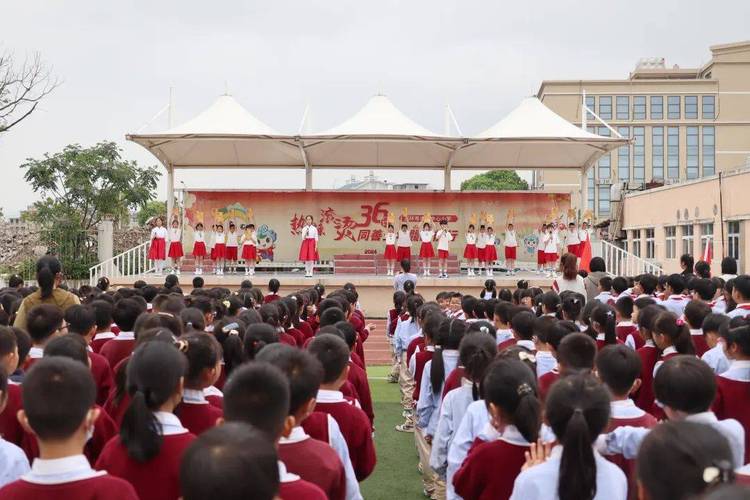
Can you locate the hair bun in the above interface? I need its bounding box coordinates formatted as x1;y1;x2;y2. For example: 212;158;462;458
175;339;189;353
516;382;533;396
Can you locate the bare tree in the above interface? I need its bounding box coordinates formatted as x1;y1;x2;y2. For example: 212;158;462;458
0;51;59;134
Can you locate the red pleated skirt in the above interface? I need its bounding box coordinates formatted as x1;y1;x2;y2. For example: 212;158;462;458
299;239;319;261
419;242;435;258
242;245;257;260
192;242;207;257
226;246;238;261
384;245;397;260
148;238;166;260
505;246;517;259
485;245;498;262
463;244;478;259
396;247;411;261
167;241;183;258
213;243;227;259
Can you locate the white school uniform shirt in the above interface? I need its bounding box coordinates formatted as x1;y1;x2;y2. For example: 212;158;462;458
193;230;205;243
396;230;411;247
712;297;727;315
150;226;167;239
20;454;102;486
302;224;319;241
579;228;591;242
436;230;453;250
605;411;745;468
476;233;487;249
543;232;557;253
496;328;514;345
417;350;461;436
420;230;435;243
213;232;226;244
409;344;433;377
702;340;730;374
393;316;420;356
168;227;181;242
486;233;496;246
447;399;493;491
727;303;750;319
535;350;557;378
535;231;545;252
465;232;476;245
566;228;580;245
384;232;397;245
659;294;689;317
241;231;258;247
593;291;614;304
504;230;517;247
226;230;239;247
0;437;29;487
510;445;627;500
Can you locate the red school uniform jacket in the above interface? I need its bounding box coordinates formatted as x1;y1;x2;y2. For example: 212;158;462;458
264;293;280;304
279;476;327;500
298;320;315;340
453;437;530;500
96;431;196;500
280;332;298;347
538;369;560;402
497;337;517;352
691;332;710;358
287;327;306;346
412;349;435;402
350;351;365;371
89;351;114;407
99;338;136;371
406;336;425;366
0;473;139;500
616;322;644;349
21;405;117;465
635;342;659;412
301;411;331;444
90;332;116;354
0;382;23;446
347;361;374;426
442;366;466;399
175;400;223;436
314;390;376;481
712;373;750;464
596;337;624;351
279;430;347;500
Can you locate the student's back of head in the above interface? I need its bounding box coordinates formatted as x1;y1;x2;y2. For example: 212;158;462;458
64;304;96;337
113;298;145;332
684;300;712;330
243;323;279;361
557;333;597;374
21;357;96;441
483;358;540;443
511;311;535;341
26;304;64;344
654;355;715;415
458;332;496;401
320;307;346;328
637;421;734;500
255;344;324;418
308;334;350;385
595;345;641;398
44;334;89;366
223;362;290;440
545;373;611;500
180;422;279;500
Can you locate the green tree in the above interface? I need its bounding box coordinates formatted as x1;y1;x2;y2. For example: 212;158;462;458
137;200;166;226
460;170;529;191
22;141;161;278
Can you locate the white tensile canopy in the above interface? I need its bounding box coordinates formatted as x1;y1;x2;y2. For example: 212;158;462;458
127;93;628;219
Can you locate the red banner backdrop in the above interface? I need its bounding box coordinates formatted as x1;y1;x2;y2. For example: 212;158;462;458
182;190;570;261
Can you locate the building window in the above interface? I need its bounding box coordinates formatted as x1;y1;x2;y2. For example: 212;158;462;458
585;95;595;121
598;184;611;215
650;96;663;119
728;221;741;267
598;127;611;180
700;223;714;259
668;96;681;119
665;226;677;259
587;169;595;210
621;239;629;254
633;127;645;181
702;95;715;119
616;96;629;120
652;127;664;180
685;96;698;119
686;126;699;179
703;126;715;176
617;127;630;181
667;126;680;180
633;96;646;120
681;225;694;256
599;96;612;120
632;229;641;257
645;228;655;259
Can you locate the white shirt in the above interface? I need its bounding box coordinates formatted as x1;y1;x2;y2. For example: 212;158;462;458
22;454;103;485
397;230;411;247
553;275;587;297
213;232;226;244
728;304;750;319
579;228;591;242
566;228;580;245
659;294;689;317
150;226;167;239
193;230;205;243
535;350;557;378
702;341;730;374
420;230;435;243
168;227;181;241
385;232;397;245
0;437;29;487
226;230;239;246
535;231;545;251
436;230;453;251
241;231;258;247
510;445;627;500
465;232;476;245
302;225;319;241
486;233;496;245
476;233;487;249
543;232;557;253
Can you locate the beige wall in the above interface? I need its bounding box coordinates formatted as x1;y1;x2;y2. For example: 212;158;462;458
622;168;750;274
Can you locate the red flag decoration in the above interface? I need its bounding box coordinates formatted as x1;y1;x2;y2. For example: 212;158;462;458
702;236;713;264
580;237;592;272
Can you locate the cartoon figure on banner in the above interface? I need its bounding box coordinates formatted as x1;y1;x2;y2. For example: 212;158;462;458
256;224;278;261
523;233;539;256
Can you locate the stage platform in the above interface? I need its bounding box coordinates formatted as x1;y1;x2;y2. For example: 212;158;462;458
111;271;553;317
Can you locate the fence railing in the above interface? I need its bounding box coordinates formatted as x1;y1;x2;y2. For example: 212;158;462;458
89;241;152;285
599;240;664;277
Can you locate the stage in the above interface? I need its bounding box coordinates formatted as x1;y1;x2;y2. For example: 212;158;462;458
112;270;553;317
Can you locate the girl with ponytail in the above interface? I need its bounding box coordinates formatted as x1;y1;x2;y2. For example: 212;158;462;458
430;332;496;498
13;256;79;332
96;341;195;500
510;373;626;500
652;310;695;376
590;303;620;350
454;358;543;500
174;333;223;435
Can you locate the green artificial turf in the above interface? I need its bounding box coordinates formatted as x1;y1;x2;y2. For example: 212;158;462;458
360;365;425;500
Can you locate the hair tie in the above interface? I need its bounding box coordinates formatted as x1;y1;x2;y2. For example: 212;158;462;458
518;352;536;363
228;329;239;336
516;383;533;396
186;321;193;328
573;408;584;414
480;326;489;334
606;310;614;317
175;339;189;353
703;460;732;485
676;318;686;327
223;300;230;308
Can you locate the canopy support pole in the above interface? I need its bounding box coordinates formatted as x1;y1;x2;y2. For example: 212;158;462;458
166;165;175;224
444;164;452;191
296;138;312;191
580;159;596;215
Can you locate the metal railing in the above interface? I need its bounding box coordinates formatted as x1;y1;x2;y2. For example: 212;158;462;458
89;241;152;285
599;240;664;277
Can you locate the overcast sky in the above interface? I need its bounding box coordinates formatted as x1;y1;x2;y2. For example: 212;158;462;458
2;0;749;216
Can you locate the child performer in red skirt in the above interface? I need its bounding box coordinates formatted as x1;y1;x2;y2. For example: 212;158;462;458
148;217;167;275
543;223;560;277
484;226;498;277
536;223;546;273
419;222;435;277
192;223;207;275
396;223;412;262
167;219;184;275
504;223;518;276
463;224;478;276
225;222;240;275
299;215;319;278
384;224;398;276
436;220;453;279
477;225;488;276
566;222;581;257
241;224;258;276
212;224;227;276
